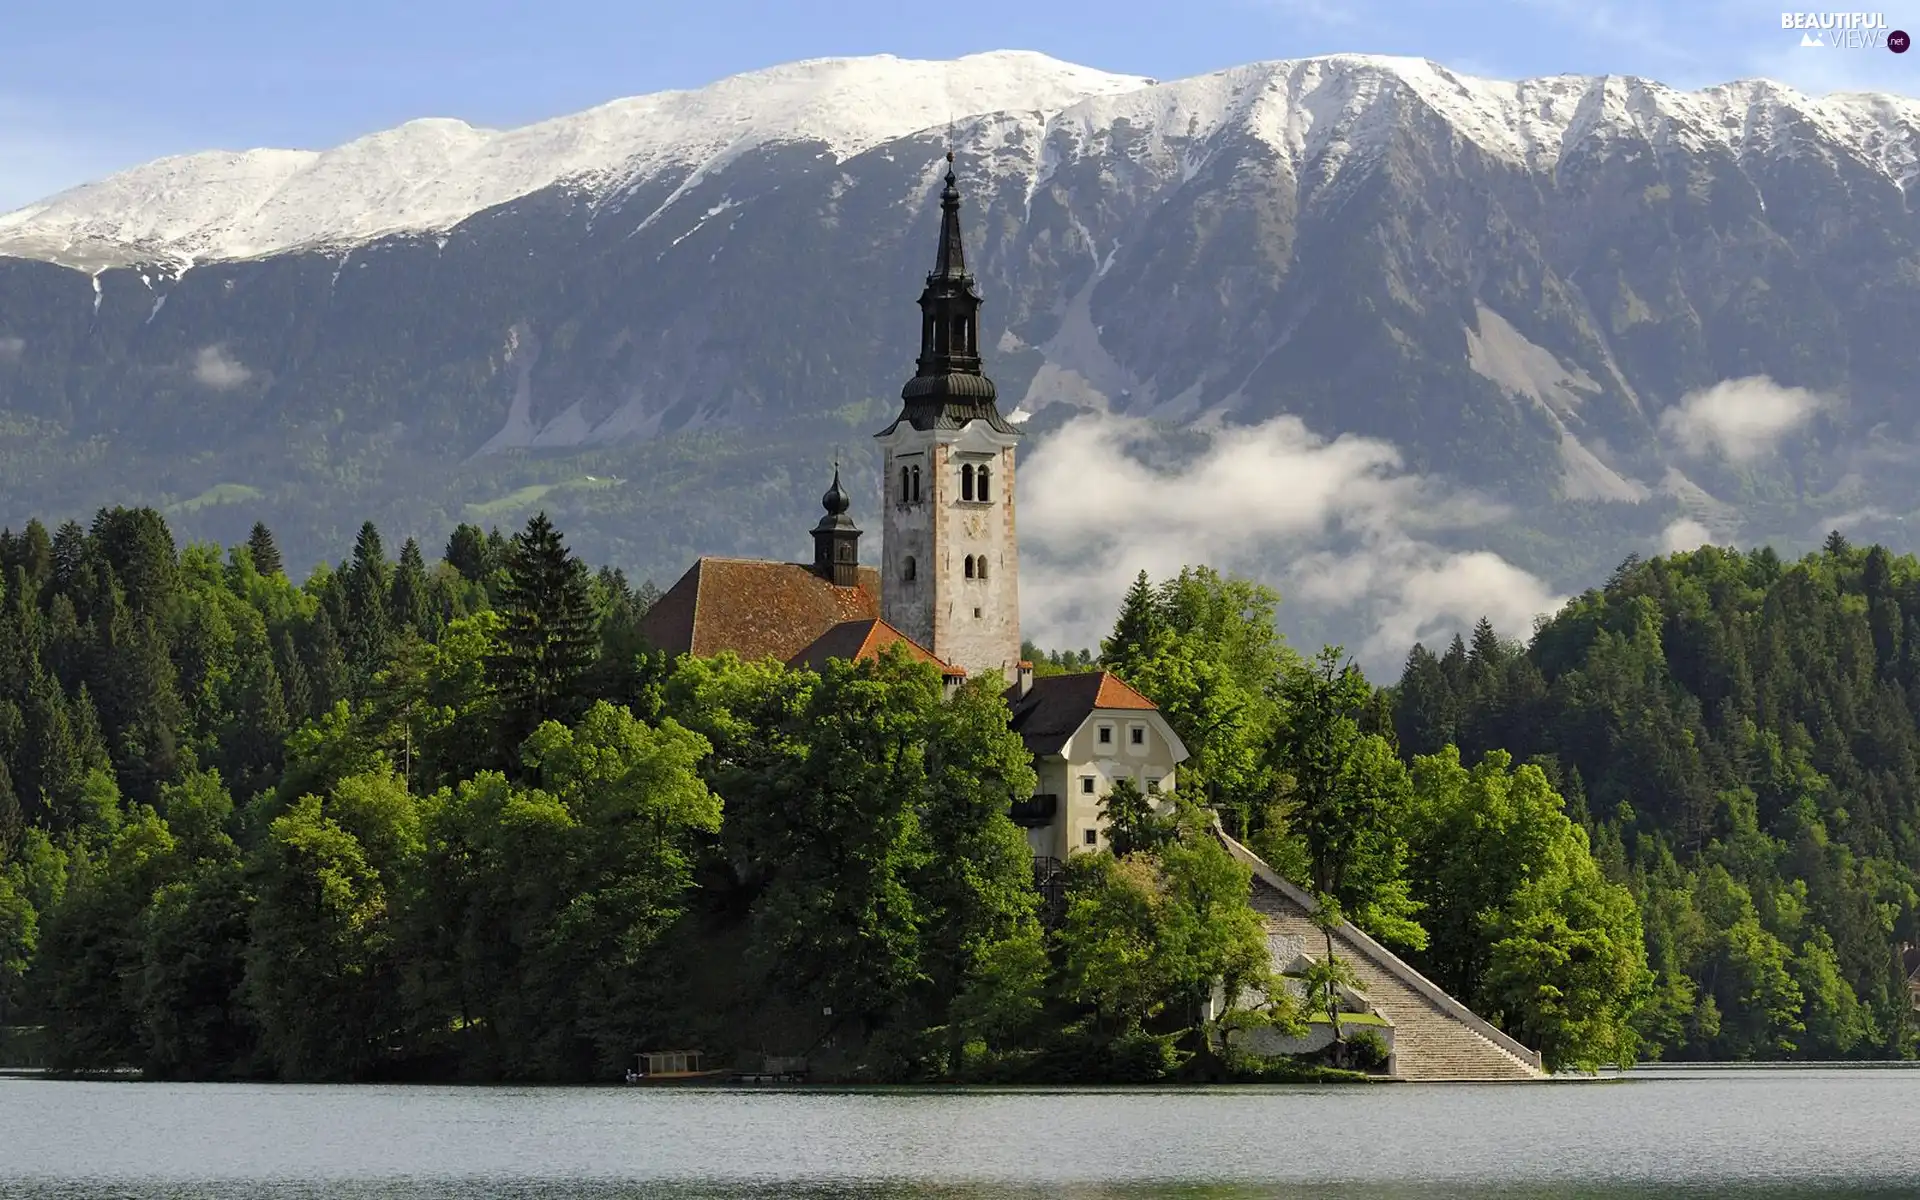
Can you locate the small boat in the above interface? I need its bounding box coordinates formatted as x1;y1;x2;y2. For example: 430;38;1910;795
625;1050;727;1085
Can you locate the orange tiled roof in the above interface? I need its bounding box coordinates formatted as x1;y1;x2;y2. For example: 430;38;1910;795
1003;670;1160;757
787;618;964;677
1093;672;1158;711
639;557;881;664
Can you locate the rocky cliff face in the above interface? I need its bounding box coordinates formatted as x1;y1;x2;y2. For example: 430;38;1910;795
1;50;1916;656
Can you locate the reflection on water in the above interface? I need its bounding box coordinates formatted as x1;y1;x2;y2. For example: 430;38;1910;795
2;1070;1916;1198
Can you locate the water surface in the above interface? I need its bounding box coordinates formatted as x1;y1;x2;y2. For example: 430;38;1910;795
2;1068;1914;1197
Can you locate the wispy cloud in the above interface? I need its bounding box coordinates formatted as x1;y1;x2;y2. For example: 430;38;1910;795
1016;411;1565;673
1657;517;1716;554
192;344;252;389
1659;375;1825;462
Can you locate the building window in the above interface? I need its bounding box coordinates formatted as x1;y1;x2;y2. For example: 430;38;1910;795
1083;828;1099;846
1079;776;1095;794
962;463;975;501
1098;726;1112;745
953;313;969;352
975;556;988;580
1146;777;1161;794
899;465;909;502
973;606;982;618
904;556;916;582
977;464;991;500
911;465;922;502
964;555;975;579
1130;727;1144;746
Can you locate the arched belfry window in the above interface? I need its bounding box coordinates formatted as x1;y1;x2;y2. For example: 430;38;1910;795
977;464;991;500
911;465;922;502
964;555;976;579
899;466;910;504
976;556;989;580
904;556;917;582
951;313;969;354
961;463;975;502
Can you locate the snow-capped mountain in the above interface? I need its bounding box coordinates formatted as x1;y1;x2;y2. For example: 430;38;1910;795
0;52;1154;268
7;50;1919;270
0;48;1917;641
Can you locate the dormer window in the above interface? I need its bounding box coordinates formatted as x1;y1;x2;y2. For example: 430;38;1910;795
962;463;975;501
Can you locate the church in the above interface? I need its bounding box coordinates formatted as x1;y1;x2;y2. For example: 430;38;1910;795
637;155;1553;1080
638;152;1187;861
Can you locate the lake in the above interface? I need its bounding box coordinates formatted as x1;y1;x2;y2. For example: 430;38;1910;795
1;1067;1915;1198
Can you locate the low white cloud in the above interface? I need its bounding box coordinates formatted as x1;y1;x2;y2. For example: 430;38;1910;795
1659;376;1824;463
0;336;22;362
192;344;252;390
1016;411;1567;674
1657;517;1715;554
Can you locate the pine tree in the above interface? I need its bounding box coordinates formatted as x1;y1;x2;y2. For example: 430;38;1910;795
486;513;599;750
342;522;392;683
389;538;432;638
88;506;178;615
0;758;19;858
48;520;86;592
304;609;349;710
9;520;53;593
247;522;283;577
1101;570;1163;671
276;631;314;721
443;523;496;584
1393;642;1456;757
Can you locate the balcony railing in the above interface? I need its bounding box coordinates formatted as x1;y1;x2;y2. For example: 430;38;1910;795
1008;793;1058;828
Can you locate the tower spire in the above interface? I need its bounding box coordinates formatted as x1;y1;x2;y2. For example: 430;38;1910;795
875;153;1016;436
933;149;966;280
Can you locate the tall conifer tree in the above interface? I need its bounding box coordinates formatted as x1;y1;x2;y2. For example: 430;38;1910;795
486;513;598;750
246;522;283;577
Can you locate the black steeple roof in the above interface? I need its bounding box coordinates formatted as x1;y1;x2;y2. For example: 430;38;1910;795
876;152;1019;438
810;464;861;587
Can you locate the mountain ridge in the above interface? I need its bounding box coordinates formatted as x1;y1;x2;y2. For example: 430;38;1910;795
6;51;1919;270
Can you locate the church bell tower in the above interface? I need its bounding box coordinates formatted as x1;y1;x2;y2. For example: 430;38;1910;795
875;152;1022;681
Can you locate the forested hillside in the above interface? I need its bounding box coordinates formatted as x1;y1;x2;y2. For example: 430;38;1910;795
1392;537;1920;1060
0;506;1911;1080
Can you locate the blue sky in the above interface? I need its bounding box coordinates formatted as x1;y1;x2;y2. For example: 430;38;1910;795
5;0;1918;211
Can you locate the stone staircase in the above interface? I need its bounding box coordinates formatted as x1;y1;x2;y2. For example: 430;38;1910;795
1221;829;1546;1082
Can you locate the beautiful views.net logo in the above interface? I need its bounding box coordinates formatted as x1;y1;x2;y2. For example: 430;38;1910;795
1781;12;1911;51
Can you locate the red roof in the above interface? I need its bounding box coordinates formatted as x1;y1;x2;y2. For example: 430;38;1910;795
1003;670;1161;756
639;557;881;664
788;618;963;677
